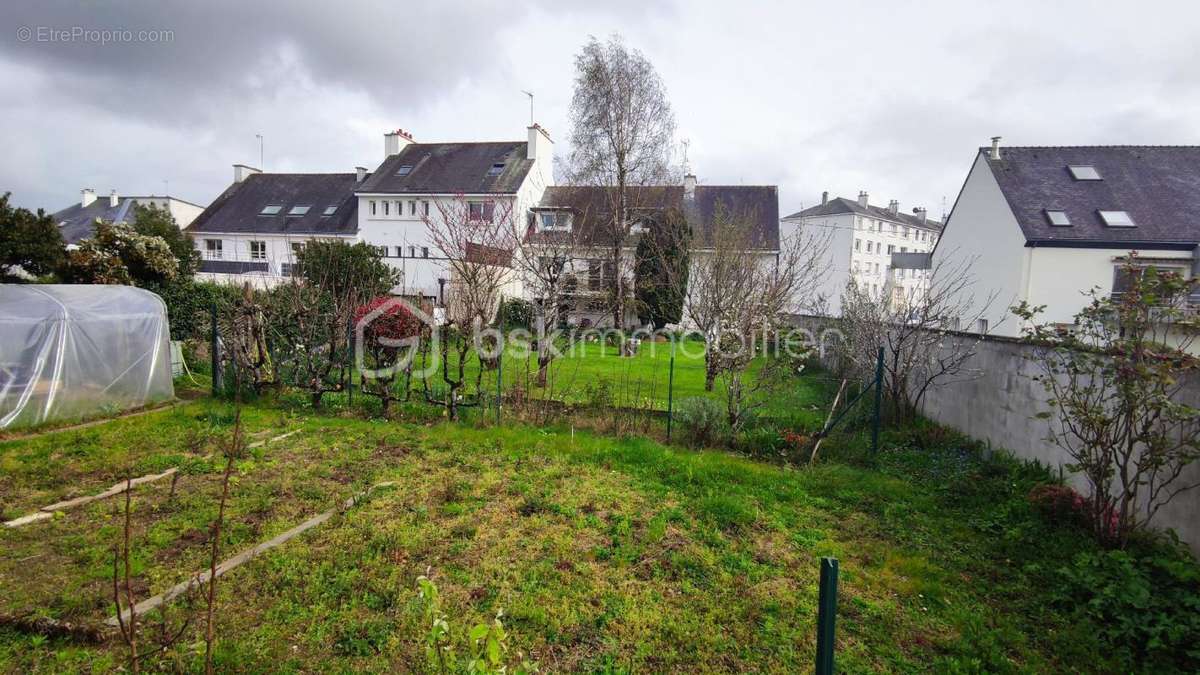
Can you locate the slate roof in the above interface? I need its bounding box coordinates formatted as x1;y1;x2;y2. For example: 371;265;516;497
979;146;1200;247
53;196;202;244
186;173;360;236
357;141;533;194
531;185;780;250
784;197;942;231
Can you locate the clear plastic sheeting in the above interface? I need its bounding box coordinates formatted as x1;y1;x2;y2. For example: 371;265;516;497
0;285;174;429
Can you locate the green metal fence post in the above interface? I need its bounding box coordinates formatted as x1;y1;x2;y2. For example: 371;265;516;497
872;346;883;457
210;303;222;398
496;351;503;425
347;316;354;406
816;557;839;675
666;338;677;441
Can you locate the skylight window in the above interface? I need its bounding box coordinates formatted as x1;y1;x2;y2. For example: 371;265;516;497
487;163;505;176
259;205;282;215
288;205;311;216
396;165;413;176
1099;210;1135;227
322;205;337;216
1068;165;1102;180
1045;209;1071;226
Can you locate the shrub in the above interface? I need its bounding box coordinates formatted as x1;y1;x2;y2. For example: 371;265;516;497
674;397;727;447
583;377;614;410
1028;483;1088;529
1052;547;1200;671
496;297;534;330
733;426;787;462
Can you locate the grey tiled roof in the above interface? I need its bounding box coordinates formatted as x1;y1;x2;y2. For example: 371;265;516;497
357;141;533;194
532;185;780;250
186;173;360;236
784;197;942;231
51;198;136;244
980;146;1200;246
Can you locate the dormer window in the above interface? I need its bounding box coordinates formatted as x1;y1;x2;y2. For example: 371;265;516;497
487;163;505;176
1068;165;1102;180
260;205;282;215
539;211;571;231
1099;210;1135;227
397;165;413;176
1045;209;1071;226
287;205;310;216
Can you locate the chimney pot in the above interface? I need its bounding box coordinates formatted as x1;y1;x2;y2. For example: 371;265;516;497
821;190;828;205
81;188;96;208
384;128;415;157
109;189;119;208
858;191;869;208
990;136;1002;160
888;199;899;215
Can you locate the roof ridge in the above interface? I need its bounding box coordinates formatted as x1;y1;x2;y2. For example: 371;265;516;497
982;145;1200;150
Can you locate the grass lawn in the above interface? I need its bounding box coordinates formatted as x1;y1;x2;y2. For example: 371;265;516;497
3;386;1192;672
384;336;833;430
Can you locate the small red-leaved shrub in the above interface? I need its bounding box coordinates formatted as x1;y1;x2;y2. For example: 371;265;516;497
1028;483;1087;528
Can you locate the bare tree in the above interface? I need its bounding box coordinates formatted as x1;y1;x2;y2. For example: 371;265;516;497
510;202;587;386
423;195;519;420
565;34;677;330
838;250;997;424
677;205;831;426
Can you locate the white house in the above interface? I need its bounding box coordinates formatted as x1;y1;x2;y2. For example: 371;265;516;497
51;189;205;246
934;139;1200;338
782;191;941;315
188;125;554;296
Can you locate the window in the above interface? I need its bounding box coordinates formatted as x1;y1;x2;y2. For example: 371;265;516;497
375;246;388;257
887;244;895;254
487;162;505;176
855;238;861;251
891;223;898;235
421;247;429;258
1099;210;1135;227
409;201;417;216
383;201;390;216
866;241;873;253
468;201;494;222
1112;264;1188;297
853;261;861;273
409;246;417;258
539;211;571;231
369;200;377;216
397;165;413;176
290;242;304;257
249;241;266;259
288;205;310;217
204;239;222;259
1068;165;1102;180
903;227;910;239
978;318;989;333
395;246;405;258
260;205;282;215
900;246;908;253
423;201;430;216
1045;209;1071;226
322;205;337;216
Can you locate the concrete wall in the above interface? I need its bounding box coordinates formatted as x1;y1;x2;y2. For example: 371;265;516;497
919;332;1200;554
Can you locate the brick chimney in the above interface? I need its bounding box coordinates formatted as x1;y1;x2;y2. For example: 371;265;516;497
109;189;119;208
888;199;899;215
858;191;869;208
384;128;415;157
81;188;96;207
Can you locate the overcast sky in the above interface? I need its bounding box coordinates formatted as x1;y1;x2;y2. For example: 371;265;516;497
4;0;1199;221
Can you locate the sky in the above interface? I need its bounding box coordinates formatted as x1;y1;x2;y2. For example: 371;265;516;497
3;0;1199;221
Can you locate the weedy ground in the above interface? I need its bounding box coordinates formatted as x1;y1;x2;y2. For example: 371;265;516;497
0;374;1195;672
